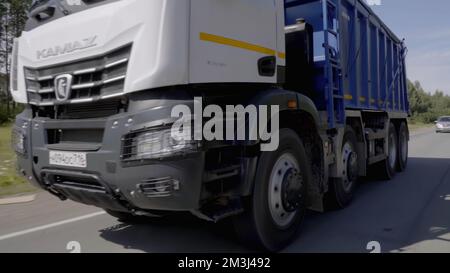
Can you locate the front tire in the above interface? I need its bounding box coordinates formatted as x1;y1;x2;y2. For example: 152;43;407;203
233;128;311;252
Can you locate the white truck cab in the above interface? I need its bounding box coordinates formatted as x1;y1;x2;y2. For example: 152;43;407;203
12;0;286;104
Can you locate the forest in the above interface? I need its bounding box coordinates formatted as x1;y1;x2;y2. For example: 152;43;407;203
0;0;31;124
408;80;450;124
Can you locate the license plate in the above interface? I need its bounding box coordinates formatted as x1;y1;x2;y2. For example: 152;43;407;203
49;151;87;168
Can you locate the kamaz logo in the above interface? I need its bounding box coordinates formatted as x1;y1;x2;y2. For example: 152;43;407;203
36;36;98;60
54;74;73;101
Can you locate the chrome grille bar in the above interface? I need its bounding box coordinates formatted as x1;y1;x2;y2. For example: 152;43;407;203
25;44;132;106
104;58;128;69
39;88;54;94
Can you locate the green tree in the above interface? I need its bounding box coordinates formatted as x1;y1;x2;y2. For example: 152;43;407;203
408;80;450;123
0;0;31;121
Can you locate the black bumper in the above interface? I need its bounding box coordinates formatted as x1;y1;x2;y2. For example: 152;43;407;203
14;105;205;212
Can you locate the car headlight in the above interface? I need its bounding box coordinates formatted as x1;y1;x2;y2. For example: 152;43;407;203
122;126;199;161
11;129;26;155
437;123;444;129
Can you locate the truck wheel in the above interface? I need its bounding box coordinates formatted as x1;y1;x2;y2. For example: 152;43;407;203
326;126;359;209
375;122;398;180
397;122;408;172
233;128;311;252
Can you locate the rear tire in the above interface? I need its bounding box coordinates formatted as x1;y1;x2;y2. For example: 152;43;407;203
397;122;408;172
326;126;359;209
232;128;311;252
375;122;398;180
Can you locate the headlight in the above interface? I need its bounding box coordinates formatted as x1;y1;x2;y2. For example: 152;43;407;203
122;127;199;161
10;38;19;92
11;129;26;155
437;123;444;129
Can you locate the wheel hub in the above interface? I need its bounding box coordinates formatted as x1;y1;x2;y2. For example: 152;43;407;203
342;142;357;192
346;152;358;182
281;168;304;213
268;153;301;228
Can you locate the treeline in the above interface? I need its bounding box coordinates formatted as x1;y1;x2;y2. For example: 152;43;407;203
0;0;31;123
408;80;450;123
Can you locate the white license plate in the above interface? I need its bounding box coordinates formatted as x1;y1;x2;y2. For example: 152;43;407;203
49;151;87;168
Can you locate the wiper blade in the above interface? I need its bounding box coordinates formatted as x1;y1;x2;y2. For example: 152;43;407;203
29;0;70;16
30;0;51;12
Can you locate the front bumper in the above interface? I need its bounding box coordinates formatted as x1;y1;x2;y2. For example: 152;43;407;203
436;127;450;133
14;104;204;212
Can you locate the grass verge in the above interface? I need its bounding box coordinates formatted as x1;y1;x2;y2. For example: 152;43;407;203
408;119;434;131
0;123;38;197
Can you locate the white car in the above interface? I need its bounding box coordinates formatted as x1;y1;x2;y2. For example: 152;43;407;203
436;116;450;133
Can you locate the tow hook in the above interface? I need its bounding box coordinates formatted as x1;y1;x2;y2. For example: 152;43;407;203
46;187;68;201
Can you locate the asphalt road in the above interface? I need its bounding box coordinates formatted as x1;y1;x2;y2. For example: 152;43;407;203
0;127;449;253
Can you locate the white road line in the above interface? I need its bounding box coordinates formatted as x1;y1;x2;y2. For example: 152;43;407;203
0;211;106;241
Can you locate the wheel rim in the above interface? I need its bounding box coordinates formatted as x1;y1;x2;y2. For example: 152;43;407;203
388;132;397;168
342;142;358;192
268;152;302;229
400;128;408;163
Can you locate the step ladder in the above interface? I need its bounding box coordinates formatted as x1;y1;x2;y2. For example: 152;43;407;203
323;0;345;128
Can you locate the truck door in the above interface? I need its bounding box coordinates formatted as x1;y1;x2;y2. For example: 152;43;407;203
189;0;278;84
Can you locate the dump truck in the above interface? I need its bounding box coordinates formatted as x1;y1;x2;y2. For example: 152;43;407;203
10;0;409;251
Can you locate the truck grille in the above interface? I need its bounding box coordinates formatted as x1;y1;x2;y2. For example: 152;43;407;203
58;99;123;119
25;44;132;106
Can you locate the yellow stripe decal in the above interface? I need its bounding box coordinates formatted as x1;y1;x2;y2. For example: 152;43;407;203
277;52;286;59
200;32;281;57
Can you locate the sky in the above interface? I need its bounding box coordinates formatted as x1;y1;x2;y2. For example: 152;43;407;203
365;0;450;95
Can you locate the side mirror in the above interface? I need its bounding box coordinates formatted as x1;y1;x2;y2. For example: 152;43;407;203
434;121;438;124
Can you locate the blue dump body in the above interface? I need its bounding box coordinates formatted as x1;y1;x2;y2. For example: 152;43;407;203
285;0;409;128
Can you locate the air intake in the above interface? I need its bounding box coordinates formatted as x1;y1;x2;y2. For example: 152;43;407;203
138;177;180;198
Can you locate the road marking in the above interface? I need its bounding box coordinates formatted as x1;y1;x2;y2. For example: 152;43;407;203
0;211;106;241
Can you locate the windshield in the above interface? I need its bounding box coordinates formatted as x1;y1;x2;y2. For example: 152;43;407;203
26;0;118;31
30;0;51;12
438;117;450;122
